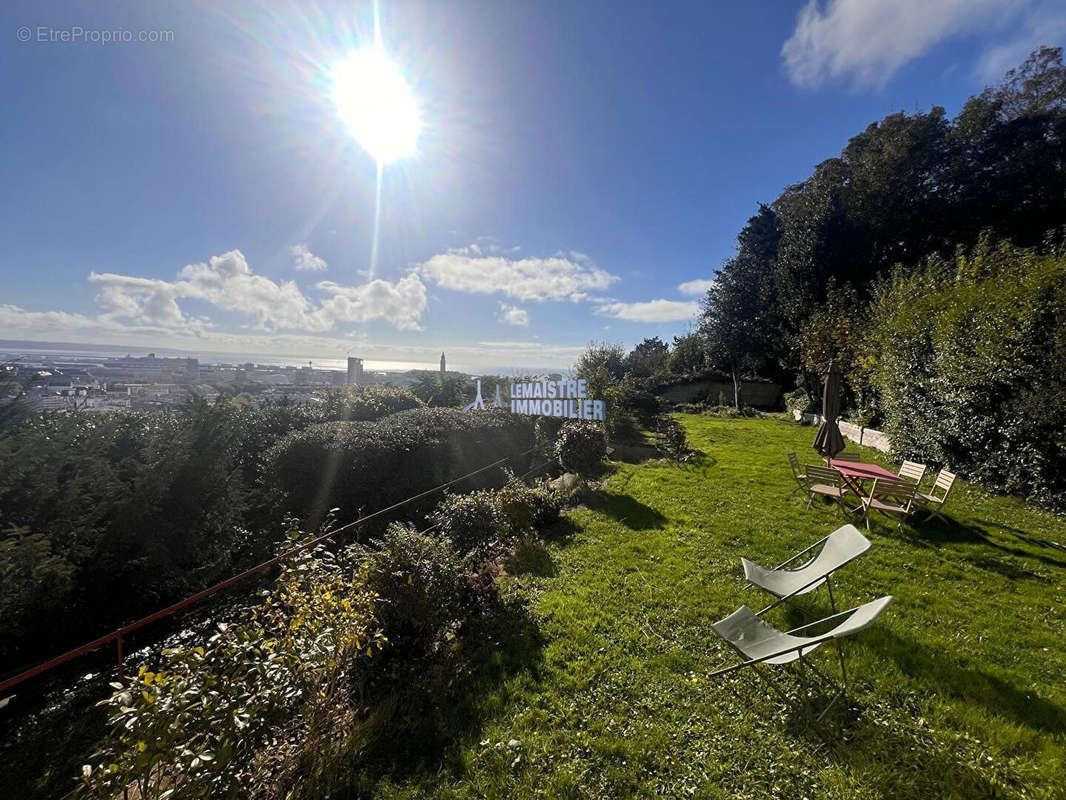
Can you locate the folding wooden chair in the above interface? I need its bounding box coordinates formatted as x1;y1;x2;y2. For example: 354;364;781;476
787;453;807;497
834;452;861;461
915;468;957;522
804;464;852;514
861;478;918;532
898;460;928;484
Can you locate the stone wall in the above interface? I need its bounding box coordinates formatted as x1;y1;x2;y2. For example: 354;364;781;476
792;410;893;454
662;380;782;409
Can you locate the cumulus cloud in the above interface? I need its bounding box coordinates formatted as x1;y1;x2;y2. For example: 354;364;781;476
496;303;530;326
677;278;715;296
419;246;617;302
782;0;1015;89
40;249;429;339
316;274;427;331
290;243;328;272
593;299;699;323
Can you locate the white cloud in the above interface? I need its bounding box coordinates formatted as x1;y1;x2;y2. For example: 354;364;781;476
496;303;530;326
974;5;1066;82
28;249;428;341
290;243;328;272
419;246;617;302
316;274;427;331
677;278;715;296
781;0;1015;89
594;299;699;323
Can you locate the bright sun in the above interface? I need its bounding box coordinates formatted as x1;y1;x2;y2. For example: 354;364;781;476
331;47;420;165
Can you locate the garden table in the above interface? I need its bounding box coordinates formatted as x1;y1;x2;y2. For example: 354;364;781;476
829;459;899;502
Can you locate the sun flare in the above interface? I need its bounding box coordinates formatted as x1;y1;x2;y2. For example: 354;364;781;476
331;47;420;165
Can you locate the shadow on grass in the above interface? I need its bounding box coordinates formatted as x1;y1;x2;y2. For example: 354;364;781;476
341;599;545;793
866;627;1066;734
909;515;1066;570
506;538;558;577
587;491;667;530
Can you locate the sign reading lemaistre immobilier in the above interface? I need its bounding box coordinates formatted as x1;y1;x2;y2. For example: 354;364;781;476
509;379;605;420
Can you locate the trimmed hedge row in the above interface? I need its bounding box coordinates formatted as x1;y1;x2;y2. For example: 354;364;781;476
264;408;536;527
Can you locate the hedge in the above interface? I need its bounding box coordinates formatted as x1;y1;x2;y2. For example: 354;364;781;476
264;408;536;526
868;238;1066;508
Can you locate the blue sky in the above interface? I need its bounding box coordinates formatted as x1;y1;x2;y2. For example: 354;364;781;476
2;0;1064;371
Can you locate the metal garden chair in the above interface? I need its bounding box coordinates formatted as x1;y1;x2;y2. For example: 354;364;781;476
742;524;871;615
709;596;893;722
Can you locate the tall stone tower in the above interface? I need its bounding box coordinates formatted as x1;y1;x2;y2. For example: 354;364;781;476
440;352;446;374
346;356;364;386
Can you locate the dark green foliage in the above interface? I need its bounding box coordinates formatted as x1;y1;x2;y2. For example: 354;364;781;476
666;332;708;376
323;384;424;421
409;373;474;408
654;416;692;463
357;523;470;663
0;527;76;648
494;478;563;536
701;47;1066;386
869;239;1066;507
622;337;669;379
0;405;250;667
554;420;607;475
429;490;505;562
77;547;383;800
264;408;535;528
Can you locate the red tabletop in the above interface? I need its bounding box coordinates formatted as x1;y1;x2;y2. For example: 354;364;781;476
829;460;899;481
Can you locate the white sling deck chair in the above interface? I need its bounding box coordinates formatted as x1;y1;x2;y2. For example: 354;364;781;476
709;596;893;721
742;524;871;615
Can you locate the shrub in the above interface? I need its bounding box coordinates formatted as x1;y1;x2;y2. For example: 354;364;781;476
330;384;424;422
555;420;607;475
868;237;1066;508
784;388;813;417
357;523;470;661
494;477;563;536
429;490;505;562
655;416;693;463
264;408;535;528
78;547;382;800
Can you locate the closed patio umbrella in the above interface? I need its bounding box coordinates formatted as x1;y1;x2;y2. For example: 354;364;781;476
813;362;846;460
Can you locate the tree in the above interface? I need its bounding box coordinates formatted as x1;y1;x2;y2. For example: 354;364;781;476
623;337;669;379
667;331;707;376
700;264;768;409
574;341;625;399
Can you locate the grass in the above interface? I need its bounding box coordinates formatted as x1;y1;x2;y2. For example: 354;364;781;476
366;414;1066;799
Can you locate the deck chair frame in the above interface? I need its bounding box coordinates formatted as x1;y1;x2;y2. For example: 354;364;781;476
743;524;871;616
709;597;893;724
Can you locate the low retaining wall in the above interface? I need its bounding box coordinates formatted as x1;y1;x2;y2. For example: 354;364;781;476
662;380;782;409
792;410;893;454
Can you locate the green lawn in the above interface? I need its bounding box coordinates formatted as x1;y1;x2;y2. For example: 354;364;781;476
374;415;1066;799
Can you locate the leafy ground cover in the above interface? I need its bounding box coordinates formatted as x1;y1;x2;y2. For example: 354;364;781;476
368;414;1066;799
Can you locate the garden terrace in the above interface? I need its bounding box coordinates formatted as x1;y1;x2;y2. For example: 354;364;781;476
371;414;1066;799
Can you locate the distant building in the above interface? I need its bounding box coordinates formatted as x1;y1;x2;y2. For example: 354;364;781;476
347;356;364;386
440;352;446;374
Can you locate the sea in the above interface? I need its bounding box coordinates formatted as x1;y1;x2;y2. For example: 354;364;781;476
0;339;436;374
